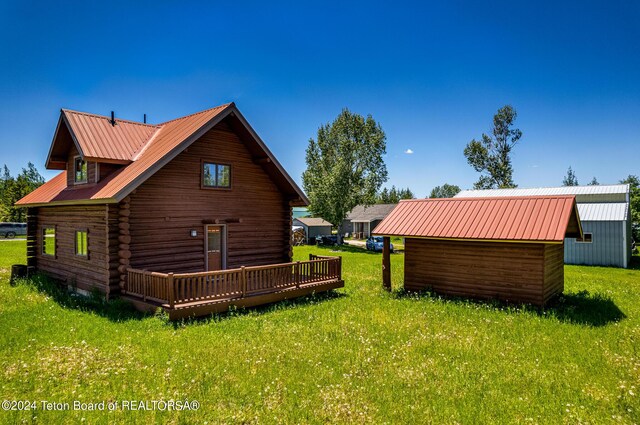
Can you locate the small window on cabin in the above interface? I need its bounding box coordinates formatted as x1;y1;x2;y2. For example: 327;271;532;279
42;227;55;256
576;232;593;243
203;163;231;188
75;230;88;257
74;157;87;183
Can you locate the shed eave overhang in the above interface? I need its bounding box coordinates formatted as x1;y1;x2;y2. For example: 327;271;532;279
371;234;565;244
16;198;118;208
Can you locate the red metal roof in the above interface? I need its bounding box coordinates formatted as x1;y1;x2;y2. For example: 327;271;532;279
16;103;309;207
373;196;582;243
63;110;160;162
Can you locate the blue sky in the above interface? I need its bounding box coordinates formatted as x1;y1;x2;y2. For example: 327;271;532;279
0;1;638;197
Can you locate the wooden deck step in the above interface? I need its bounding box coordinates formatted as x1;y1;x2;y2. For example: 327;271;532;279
122;278;344;320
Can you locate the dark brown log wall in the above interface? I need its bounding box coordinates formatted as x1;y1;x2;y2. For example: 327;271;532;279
404;238;564;305
35;205;110;294
26;208;38;268
127;120;291;273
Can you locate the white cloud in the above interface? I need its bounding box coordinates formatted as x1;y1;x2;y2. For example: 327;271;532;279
404;149;414;154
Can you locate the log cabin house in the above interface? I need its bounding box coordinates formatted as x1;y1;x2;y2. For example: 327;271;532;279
16;103;343;318
373;196;583;305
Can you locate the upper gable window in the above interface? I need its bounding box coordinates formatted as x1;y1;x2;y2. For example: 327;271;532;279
203;162;231;189
74;157;87;183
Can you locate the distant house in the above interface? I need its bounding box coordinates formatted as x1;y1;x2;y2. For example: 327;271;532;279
292;217;333;244
342;204;396;239
455;185;632;268
16;103;343;318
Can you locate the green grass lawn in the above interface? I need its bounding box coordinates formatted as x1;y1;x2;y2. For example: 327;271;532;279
1;240;639;424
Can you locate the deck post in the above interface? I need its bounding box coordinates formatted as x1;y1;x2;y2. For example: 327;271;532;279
167;273;175;309
382;236;391;291
143;271;148;302
295;261;301;288
241;266;247;297
338;256;342;280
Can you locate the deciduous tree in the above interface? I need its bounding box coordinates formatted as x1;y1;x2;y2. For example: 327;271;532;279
429;183;461;198
463;105;522;189
620;175;640;226
303;109;388;236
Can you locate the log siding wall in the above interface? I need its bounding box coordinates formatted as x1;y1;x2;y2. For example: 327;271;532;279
127;120;291;274
34;205;111;294
404;238;565;305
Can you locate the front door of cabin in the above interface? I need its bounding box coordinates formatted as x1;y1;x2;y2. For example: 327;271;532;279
206;225;225;271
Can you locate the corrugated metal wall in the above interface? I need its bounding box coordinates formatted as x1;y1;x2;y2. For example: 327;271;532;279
565;221;625;267
626;211;632;267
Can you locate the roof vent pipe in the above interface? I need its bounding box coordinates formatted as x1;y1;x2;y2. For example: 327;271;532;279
144;113;147;124
110;111;116;126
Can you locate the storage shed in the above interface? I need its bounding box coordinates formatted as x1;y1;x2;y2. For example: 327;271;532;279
373;196;583;305
292;217;333;244
455;185;632;268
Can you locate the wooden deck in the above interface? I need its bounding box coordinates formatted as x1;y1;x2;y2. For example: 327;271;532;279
122;254;343;319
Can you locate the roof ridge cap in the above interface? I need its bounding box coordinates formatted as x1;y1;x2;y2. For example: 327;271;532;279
158;102;234;126
61;109;161;128
405;195;576;202
131;126;163;161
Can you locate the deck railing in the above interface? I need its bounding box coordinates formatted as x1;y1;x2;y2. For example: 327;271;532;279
124;254;342;309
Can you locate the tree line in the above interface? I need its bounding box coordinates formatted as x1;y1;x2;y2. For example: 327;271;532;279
0;163;45;222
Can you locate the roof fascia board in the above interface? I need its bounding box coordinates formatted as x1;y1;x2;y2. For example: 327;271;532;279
113;104;310;205
83;156;131;165
17;198;117;208
45;113;85;169
370;234;564;244
112;105;234;202
230;107;310;205
60;111;86;159
570;199;584;239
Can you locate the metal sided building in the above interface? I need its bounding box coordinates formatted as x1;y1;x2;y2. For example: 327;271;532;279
455;184;632;268
292;217;333;244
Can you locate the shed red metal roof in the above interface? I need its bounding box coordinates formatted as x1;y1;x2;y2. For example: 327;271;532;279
16;103;309;207
373;196;582;243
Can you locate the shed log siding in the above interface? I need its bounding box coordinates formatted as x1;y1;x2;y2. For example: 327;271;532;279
128;120;290;274
35;205;110;294
404;238;564;305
